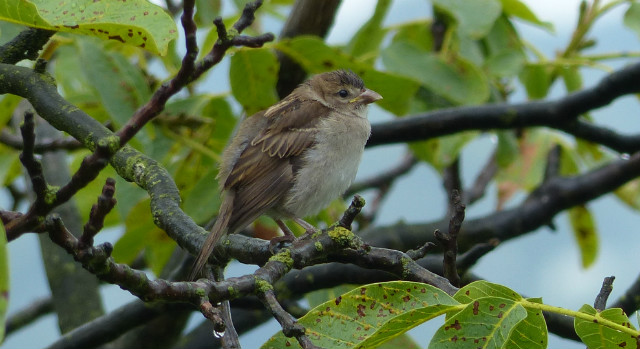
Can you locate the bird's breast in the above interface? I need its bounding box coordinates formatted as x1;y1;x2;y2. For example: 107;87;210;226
281;113;371;218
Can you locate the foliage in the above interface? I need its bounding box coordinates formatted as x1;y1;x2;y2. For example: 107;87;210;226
263;280;638;349
1;0;640;348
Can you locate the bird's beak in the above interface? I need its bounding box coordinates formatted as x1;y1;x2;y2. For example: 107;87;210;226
351;88;383;104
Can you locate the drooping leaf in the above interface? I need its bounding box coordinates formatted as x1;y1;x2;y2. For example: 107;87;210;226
382;40;489;105
261;281;460;349
194;0;222;27
496;131;519;168
568;205;599;268
229;47;279;115
274;36;419;115
0;146;20;186
113;198;176;275
182;167;220;224
485;49;526;77
615;178;640;211
77;38;151;128
560;65;583;92
0;0;177;55
410;132;479;171
432;0;502;39
70;150;121;228
391;20;433;52
500;0;553;31
0;222;8;343
624;2;640;41
574;304;638;349
346;0;391;63
496;129;559;207
519;63;552;99
0;95;21;128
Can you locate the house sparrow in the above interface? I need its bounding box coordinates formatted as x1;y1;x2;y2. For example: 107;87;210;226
189;70;382;279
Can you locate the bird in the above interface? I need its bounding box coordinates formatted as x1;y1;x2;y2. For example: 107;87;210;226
189;70;382;280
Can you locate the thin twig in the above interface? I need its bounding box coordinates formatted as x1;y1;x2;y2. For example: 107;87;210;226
338;195;366;230
80;178;117;248
434;189;465;287
594;276;615;311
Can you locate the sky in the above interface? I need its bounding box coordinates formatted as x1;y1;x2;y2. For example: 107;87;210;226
3;1;640;349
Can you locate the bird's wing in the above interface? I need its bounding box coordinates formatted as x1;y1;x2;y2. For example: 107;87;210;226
223;97;331;232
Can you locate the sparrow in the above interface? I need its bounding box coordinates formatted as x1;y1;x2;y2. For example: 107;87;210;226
189;70;382;280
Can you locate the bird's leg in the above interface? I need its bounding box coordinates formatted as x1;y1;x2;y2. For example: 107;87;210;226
269;218;320;253
269;219;297;252
293;218;319;236
275;219;296;239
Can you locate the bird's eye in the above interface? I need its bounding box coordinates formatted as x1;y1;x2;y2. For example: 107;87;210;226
338;89;349;98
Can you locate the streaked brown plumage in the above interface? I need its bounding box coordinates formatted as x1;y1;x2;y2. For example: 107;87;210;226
189;70;382;280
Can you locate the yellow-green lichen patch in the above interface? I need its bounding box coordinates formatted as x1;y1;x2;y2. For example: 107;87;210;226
314;241;323;251
227;286;238;298
254;277;274;293
269;249;293;269
328;226;354;246
44;185;60;205
401;256;413;278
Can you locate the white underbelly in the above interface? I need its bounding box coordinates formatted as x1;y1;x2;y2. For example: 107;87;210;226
282;115;370;218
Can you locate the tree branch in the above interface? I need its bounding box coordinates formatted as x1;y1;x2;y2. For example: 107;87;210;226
368;62;640;154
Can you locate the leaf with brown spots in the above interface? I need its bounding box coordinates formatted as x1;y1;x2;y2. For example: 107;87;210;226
568;205;599;268
0;0;176;55
453;281;547;349
260;281;460;349
575;304;638;349
429;296;527;349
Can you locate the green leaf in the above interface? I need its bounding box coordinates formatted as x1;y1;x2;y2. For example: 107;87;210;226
194;0;221;27
574;304;638;349
261;281;460;349
485;49;526;77
182;167;220;224
0;146;20;186
452;280;545;349
377;333;421;349
230;47;279;115
113;198;154;264
454;280;522;303
274;36;419;115
506;297;547;349
346;0;391;63
432;0;502;38
114;197;177;275
70;150;121;227
0;0;177;55
624;3;640;41
615;178;640;211
305;284;357;308
500;0;553;31
0;222;8;343
410;132;479;171
391;20;433;52
382;41;489;105
568;205;599;268
560;65;583;92
429;297;527;348
77;38;151;128
0;95;21;128
496;131;519;168
519;63;552;99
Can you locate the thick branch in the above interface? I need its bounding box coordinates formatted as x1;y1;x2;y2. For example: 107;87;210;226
362;151;640;253
368;62;640;154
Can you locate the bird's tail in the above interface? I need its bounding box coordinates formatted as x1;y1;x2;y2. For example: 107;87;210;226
188;193;233;280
